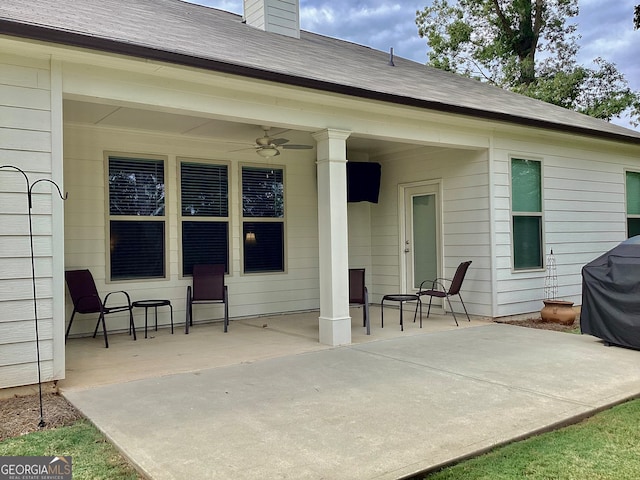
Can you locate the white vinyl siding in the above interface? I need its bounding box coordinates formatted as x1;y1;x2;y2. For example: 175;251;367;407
492;134;630;317
0;54;63;389
368;146;492;317
243;0;300;37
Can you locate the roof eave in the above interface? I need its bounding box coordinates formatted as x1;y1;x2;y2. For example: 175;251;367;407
3;20;639;146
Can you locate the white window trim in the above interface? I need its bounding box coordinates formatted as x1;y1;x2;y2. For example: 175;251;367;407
104;151;169;283
625;169;640;238
177;157;231;278
240;162;287;275
509;156;546;273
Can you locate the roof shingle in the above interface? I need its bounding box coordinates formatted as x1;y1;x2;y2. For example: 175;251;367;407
1;0;639;143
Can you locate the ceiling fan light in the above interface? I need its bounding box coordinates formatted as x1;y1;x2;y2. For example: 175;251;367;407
257;147;279;158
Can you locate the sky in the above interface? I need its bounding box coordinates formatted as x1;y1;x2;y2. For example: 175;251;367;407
186;0;639;131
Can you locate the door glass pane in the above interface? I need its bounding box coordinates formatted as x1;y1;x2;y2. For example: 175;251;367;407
513;216;542;269
512;159;541;212
412;194;437;288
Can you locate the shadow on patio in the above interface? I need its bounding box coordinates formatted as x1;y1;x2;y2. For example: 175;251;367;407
59;305;491;392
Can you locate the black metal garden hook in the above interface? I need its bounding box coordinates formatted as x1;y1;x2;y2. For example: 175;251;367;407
0;165;67;428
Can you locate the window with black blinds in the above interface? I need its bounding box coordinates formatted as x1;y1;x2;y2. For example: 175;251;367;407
108;157;166;280
180;161;229;275
242;167;284;218
241;166;285;273
109;157;165;216
182;222;228;275
243;222;284;273
181;162;228;217
110;221;165;280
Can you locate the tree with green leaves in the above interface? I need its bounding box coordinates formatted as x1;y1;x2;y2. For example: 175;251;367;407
416;0;640;125
635;4;639;29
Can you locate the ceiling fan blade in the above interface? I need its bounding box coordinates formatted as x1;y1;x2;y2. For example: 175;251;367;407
271;138;290;146
268;128;292;137
228;146;255;153
281;144;313;150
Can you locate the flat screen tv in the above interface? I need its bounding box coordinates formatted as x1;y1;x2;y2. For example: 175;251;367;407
346;162;381;203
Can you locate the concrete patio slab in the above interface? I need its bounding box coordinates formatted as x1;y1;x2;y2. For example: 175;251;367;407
60;306;482;390
62;324;640;480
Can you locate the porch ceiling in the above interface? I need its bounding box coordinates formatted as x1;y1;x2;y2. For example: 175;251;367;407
62;99;435;157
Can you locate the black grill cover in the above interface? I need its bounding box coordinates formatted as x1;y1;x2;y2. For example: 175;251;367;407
580;236;640;349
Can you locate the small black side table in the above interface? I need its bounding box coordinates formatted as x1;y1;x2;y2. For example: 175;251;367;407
381;294;421;331
133;300;174;338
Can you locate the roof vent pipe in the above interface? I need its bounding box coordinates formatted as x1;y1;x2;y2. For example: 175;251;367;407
388;47;395;66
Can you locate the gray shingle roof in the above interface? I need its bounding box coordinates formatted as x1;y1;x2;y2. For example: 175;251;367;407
2;0;639;144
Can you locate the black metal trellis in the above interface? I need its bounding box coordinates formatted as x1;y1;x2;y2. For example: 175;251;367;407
0;165;66;428
544;249;558;300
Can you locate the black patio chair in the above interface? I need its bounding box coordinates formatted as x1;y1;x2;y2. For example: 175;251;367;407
417;261;472;326
64;269;135;348
349;268;370;335
186;264;229;334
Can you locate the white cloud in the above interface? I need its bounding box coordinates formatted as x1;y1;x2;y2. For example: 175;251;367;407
184;0;241;13
300;6;336;29
299;1;426;61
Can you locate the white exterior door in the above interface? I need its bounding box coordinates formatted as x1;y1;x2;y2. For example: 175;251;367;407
403;183;440;293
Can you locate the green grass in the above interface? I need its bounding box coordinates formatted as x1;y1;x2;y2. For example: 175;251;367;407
0;419;141;479
424;398;640;480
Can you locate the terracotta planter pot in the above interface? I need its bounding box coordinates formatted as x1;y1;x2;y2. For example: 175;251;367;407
541;300;576;325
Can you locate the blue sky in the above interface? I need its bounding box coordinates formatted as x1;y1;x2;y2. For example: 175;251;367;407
186;1;639;130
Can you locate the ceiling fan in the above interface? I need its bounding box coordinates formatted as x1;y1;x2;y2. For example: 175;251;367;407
249;126;314;157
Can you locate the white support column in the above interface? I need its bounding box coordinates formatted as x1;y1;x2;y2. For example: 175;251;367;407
312;129;351;346
51;59;66;380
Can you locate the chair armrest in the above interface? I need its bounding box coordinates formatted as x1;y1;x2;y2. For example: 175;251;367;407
418;279;448;294
103;290;132;307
